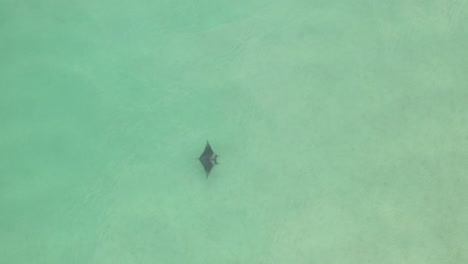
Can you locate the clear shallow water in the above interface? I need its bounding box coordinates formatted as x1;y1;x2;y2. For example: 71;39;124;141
1;1;467;263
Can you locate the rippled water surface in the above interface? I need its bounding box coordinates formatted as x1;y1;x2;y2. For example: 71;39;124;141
1;1;467;263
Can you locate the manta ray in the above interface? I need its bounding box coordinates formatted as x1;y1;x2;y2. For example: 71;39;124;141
199;141;219;177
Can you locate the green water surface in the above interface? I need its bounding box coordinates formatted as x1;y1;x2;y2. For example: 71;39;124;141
1;1;467;263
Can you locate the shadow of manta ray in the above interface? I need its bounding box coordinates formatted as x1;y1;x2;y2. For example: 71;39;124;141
199;141;219;177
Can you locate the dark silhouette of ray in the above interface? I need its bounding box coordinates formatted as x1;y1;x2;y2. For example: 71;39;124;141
199;141;219;177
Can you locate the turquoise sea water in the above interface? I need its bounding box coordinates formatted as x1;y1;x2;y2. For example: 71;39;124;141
1;1;467;263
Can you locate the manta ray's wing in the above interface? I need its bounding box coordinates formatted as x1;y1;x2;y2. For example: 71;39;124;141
200;158;214;176
199;142;213;160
